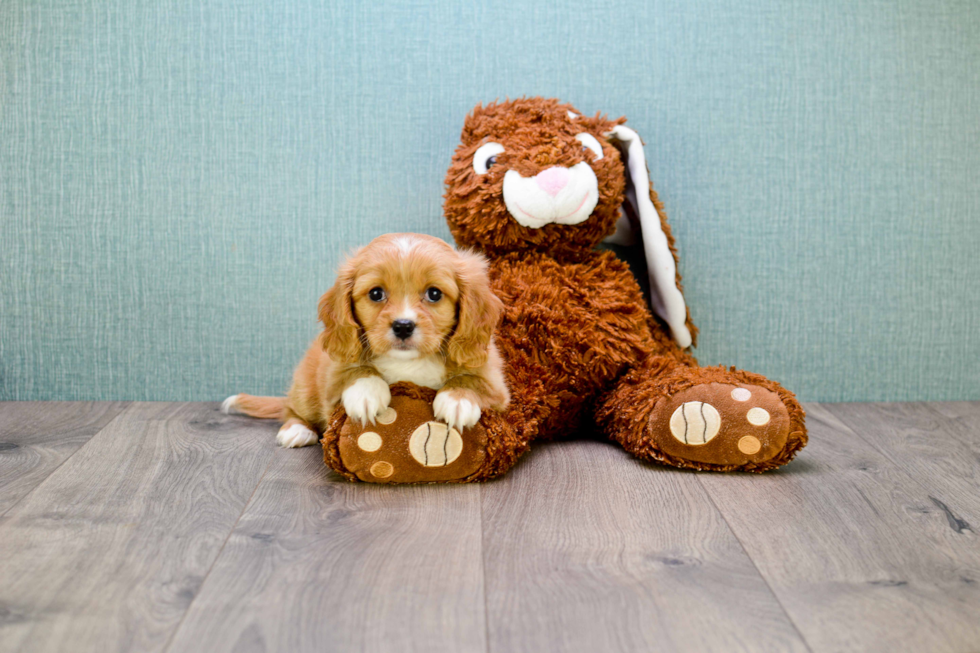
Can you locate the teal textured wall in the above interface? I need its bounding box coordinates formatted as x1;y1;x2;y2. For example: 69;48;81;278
2;0;978;402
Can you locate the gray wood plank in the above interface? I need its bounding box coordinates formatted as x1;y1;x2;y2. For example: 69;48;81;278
828;402;980;524
0;402;278;653
925;401;980;447
481;439;808;653
165;449;486;653
697;403;980;653
0;402;128;516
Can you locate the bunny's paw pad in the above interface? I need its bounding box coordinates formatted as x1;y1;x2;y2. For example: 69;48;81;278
337;394;487;483
649;383;790;466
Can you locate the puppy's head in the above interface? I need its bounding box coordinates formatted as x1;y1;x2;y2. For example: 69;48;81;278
319;234;502;368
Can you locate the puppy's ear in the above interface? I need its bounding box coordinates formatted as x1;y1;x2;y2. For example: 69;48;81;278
447;250;503;370
318;256;363;363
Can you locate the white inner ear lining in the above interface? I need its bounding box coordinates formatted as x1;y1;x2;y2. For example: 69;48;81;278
604;125;692;349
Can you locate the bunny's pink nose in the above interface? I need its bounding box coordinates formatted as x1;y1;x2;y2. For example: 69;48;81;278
535;166;570;196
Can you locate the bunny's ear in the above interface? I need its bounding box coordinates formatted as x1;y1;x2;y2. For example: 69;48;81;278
605;125;693;349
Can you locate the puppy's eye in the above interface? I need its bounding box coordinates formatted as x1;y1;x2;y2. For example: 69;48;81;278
473;142;505;175
575;133;604;161
368;287;386;302
424;287;443;303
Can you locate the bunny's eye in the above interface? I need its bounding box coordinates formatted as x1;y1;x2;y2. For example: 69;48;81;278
473;142;505;174
575;133;604;161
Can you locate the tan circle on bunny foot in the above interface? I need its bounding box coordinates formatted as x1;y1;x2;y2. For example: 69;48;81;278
738;436;762;455
357;431;382;452
377;407;397;425
669;401;721;445
409;422;463;467
370;461;394;478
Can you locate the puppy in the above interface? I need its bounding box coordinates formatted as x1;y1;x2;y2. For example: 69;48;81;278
222;233;509;448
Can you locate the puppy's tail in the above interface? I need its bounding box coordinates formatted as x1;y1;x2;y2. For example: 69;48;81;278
221;393;286;420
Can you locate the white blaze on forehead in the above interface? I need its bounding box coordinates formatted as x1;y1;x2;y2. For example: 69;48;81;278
393;236;419;257
567;111;579;120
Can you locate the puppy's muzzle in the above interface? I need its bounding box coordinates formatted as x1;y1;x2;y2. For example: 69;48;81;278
392;319;416;340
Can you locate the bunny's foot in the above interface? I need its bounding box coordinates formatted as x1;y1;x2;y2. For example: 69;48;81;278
597;363;807;472
647;382;792;468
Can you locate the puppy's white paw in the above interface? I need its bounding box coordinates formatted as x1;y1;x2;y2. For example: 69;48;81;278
277;423;319;448
433;391;482;431
220;394;242;415
342;377;391;424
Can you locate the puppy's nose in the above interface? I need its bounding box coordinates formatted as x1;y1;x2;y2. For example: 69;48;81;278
535;166;569;196
392;319;415;340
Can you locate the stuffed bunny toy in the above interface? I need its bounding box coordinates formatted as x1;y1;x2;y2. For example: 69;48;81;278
323;97;807;483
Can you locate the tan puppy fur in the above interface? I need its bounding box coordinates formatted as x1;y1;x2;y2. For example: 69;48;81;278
223;233;509;447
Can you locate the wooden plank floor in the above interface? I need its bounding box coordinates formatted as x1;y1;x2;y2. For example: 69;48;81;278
1;401;978;653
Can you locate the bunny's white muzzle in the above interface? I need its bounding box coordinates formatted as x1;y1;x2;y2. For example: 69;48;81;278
502;162;599;229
